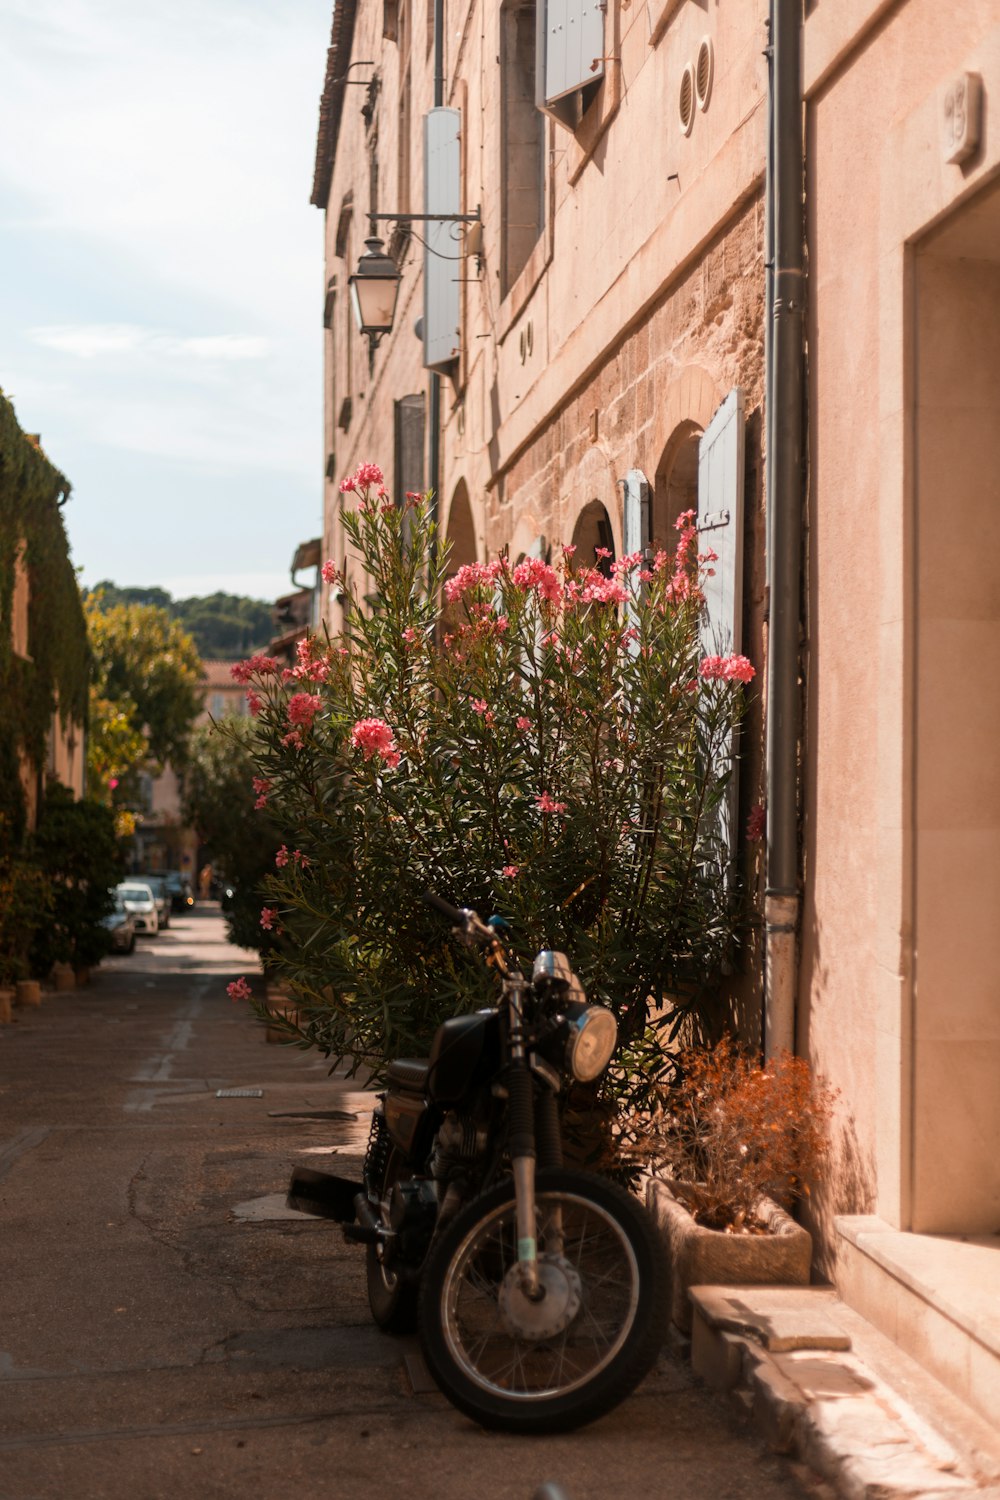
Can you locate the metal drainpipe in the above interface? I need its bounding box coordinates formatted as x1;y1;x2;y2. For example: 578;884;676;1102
764;0;805;1060
427;0;446;549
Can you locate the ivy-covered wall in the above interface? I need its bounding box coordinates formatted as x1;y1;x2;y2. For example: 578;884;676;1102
0;390;89;848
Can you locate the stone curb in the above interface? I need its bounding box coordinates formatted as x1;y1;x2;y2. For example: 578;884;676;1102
688;1286;1000;1500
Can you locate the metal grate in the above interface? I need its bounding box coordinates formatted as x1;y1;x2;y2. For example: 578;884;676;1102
216;1088;264;1099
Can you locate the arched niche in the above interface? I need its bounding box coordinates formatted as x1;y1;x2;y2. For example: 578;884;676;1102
443;480;477;575
571;499;616;576
653;422;702;547
648;364;721;549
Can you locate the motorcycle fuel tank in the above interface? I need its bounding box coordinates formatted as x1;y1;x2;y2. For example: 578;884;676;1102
426;1011;499;1105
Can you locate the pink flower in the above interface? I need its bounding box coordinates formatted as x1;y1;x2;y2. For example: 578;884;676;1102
356;461;384;488
512;556;562;604
252;775;271;810
287;692;323;728
260;906;278;931
516;716;531;731
293;849;310;868
321;559;338;584
275;846;289;868
536;791;568;814
595;546;612;560
698;654;756;684
746;804;766;841
227;977;252;1003
562;543;577;557
502;865;520;878
339;475;357;493
444;560;504;603
231;653;279;684
246;689;263;716
402;627;418;644
581;576;629;606
350;717;401;769
282;728;304;750
471;699;488;715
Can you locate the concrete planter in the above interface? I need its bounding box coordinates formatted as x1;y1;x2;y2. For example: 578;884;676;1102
15;979;41;1007
646;1179;812;1334
0;988;13;1024
52;962;75;992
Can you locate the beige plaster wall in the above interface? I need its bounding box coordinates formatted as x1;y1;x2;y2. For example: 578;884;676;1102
803;3;1000;1249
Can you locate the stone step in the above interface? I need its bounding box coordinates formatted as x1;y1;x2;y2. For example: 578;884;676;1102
688;1284;1000;1500
835;1216;1000;1434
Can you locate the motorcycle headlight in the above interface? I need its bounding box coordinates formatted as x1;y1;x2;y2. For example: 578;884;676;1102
566;1005;618;1083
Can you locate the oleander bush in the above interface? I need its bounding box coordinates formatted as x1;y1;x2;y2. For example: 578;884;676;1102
226;463;756;1102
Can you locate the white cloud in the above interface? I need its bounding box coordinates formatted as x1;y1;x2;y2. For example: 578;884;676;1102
29;324;270;362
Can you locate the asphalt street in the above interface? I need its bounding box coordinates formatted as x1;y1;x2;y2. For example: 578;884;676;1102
0;906;825;1500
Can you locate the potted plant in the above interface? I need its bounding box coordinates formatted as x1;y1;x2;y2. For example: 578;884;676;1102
623;1037;836;1333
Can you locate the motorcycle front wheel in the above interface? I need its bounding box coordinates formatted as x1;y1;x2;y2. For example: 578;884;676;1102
417;1167;667;1433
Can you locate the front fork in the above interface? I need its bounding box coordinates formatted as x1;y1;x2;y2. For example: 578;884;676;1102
504;973;563;1298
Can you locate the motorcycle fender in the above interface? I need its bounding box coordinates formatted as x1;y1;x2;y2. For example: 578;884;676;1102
384;1088;428;1156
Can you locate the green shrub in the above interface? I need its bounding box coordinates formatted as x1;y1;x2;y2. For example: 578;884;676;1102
226;464;755;1104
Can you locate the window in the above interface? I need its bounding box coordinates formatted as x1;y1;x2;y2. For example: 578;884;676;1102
501;0;546;297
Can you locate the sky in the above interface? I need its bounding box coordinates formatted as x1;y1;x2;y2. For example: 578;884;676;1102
0;0;332;602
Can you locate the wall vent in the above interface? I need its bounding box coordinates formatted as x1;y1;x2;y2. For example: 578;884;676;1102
679;62;695;136
696;37;713;111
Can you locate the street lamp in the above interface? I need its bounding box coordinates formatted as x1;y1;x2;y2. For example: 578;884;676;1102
347;236;402;344
348;209;482;348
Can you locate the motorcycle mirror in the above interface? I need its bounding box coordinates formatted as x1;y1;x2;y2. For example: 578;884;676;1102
487;914;511;931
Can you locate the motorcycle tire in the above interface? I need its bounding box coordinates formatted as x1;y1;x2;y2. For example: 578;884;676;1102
365;1147;418;1334
417;1167;668;1433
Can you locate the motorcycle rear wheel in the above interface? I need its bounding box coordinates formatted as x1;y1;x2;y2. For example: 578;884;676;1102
417;1167;667;1433
365;1146;418;1334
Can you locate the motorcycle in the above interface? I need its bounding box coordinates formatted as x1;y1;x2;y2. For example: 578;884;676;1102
288;892;668;1434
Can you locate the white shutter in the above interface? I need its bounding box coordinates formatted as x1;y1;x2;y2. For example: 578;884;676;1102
423;109;461;371
697;388;745;866
622;468;651;652
537;0;605;107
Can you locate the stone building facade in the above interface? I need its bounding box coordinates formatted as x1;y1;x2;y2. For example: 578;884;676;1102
310;0;1000;1422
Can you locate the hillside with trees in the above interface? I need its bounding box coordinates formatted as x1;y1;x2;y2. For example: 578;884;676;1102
87;583;273;659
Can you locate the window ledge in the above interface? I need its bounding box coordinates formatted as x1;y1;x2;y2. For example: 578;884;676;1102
497;223;553;342
647;0;684;50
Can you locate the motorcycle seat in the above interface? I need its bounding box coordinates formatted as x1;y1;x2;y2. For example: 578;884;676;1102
387;1057;431;1092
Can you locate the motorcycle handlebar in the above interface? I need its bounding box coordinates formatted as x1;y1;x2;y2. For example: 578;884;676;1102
423;890;468;924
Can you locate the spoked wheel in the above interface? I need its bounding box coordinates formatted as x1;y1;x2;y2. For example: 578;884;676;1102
417;1167;667;1433
365;1147;418;1333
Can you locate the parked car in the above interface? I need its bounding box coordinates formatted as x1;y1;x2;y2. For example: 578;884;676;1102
135;874;170;930
164;871;194;912
116;881;159;935
101;897;136;954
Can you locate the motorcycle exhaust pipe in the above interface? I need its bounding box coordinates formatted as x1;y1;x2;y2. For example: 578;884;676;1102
342;1191;381;1246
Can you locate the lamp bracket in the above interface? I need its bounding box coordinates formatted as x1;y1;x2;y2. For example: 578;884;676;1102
369;207;481;225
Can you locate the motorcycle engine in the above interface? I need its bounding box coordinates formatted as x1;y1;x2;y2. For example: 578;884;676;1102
430;1110;487;1185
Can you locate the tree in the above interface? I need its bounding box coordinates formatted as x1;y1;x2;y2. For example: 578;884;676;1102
181;719;283;953
30;783;123;971
84;594;203;771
